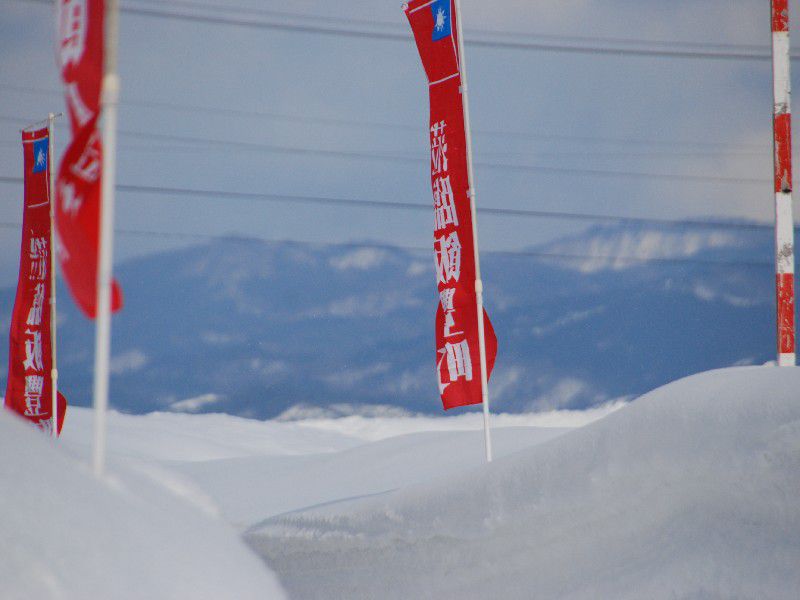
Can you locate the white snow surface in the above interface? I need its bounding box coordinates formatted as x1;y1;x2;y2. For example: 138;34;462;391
0;410;286;600
8;367;798;599
175;426;570;529
288;402;624;441
247;367;800;600
59;407;601;529
60;408;364;462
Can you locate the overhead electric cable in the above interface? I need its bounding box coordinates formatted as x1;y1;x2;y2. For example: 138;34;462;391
0;220;775;269
114;142;762;161
132;0;781;58
15;0;798;62
106;132;778;186
0;116;768;184
0;90;769;151
134;0;777;58
0;174;781;230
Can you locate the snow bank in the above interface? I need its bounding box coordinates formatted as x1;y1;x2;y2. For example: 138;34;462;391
176;426;570;528
59;404;618;462
55;405;614;531
289;401;624;442
60;408;364;461
248;366;800;600
0;411;285;600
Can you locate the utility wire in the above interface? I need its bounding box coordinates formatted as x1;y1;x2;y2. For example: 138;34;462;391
0;119;770;186
133;0;772;56
116;142;762;161
16;0;796;62
81;132;780;186
0;86;769;151
0;174;781;232
7;114;758;161
0;219;774;269
129;0;405;30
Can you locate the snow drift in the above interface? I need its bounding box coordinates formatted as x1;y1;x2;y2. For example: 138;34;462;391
248;366;800;599
60;405;604;529
175;426;571;529
0;410;285;600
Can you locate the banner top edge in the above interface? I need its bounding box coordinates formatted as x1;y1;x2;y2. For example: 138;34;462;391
21;128;49;142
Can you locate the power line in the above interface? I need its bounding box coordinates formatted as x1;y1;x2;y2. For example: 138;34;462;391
89;7;800;62
137;0;773;57
0;86;769;151
0;220;774;270
116;141;763;161
118;181;778;224
17;0;795;62
0;174;780;231
106;133;777;186
0;84;416;135
0;118;769;186
6;114;760;162
130;0;405;31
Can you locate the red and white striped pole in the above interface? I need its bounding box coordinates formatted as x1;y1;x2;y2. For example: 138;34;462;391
771;0;796;366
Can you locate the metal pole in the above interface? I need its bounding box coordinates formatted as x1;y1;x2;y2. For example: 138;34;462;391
771;0;796;367
48;112;59;438
453;0;492;462
93;0;120;477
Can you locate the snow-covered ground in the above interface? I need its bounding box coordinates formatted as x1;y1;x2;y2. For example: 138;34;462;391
247;366;800;599
0;397;607;599
59;402;622;461
174;426;570;528
60;405;616;528
5;367;799;599
0;410;286;600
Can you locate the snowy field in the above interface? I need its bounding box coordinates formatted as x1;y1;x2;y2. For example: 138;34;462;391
60;405;618;528
0;409;286;600
246;366;800;599
3;366;800;598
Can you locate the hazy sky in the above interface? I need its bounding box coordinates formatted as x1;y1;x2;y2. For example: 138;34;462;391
0;0;794;286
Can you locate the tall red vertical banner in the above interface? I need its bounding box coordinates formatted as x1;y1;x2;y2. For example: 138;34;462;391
405;0;497;409
5;129;67;435
56;0;123;318
771;0;796;366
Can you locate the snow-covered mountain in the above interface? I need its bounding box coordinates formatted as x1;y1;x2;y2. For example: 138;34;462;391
0;221;782;417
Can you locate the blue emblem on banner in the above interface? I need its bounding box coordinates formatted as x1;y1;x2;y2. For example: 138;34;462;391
32;138;48;174
431;0;452;41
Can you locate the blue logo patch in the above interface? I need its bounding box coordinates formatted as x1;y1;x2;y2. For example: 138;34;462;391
32;138;48;174
431;0;452;41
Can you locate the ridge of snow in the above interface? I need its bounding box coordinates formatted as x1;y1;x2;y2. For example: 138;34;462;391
539;226;743;273
247;366;800;600
0;410;286;600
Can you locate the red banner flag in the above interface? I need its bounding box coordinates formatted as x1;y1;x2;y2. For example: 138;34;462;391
56;0;123;318
405;0;498;410
5;129;67;435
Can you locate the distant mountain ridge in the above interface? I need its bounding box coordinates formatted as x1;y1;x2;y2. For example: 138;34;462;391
0;220;783;418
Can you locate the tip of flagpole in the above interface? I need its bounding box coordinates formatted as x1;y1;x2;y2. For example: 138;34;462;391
20;113;63;132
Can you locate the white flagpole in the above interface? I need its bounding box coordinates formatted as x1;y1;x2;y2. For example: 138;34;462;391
48;112;59;438
453;0;492;463
93;0;120;477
